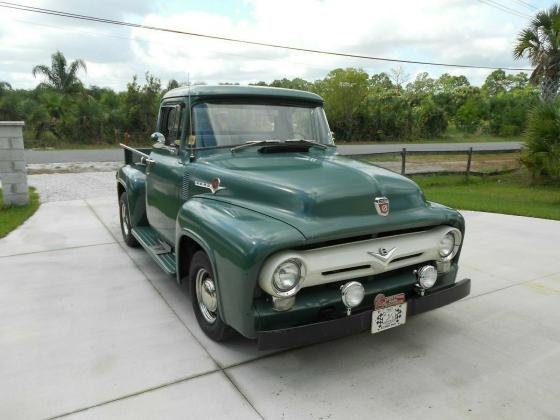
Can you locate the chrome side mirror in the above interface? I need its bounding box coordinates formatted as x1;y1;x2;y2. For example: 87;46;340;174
151;132;166;145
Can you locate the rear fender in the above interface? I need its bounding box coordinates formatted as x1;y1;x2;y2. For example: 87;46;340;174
116;165;148;227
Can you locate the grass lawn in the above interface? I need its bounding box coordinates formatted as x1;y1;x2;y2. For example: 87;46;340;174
0;187;40;238
413;170;560;221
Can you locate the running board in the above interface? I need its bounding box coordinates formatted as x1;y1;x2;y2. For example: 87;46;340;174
131;226;176;275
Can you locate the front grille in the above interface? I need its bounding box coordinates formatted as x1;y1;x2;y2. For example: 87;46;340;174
322;264;371;276
376;225;435;238
391;252;424;263
295;225;435;251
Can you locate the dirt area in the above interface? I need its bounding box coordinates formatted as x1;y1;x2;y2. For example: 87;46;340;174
363;152;521;174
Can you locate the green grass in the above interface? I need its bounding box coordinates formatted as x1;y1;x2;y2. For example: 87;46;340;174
413;170;560;221
0;187;41;238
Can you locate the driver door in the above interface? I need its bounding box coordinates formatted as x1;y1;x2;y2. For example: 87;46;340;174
145;103;186;245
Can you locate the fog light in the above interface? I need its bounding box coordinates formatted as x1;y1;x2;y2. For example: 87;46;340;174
417;265;438;289
340;281;365;315
272;296;295;311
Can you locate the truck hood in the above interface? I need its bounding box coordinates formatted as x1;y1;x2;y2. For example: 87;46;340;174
193;151;456;241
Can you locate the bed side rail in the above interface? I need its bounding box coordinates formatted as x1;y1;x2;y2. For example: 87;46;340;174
120;143;152;165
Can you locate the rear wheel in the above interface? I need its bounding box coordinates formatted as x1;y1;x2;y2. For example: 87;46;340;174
189;251;234;342
119;192;139;247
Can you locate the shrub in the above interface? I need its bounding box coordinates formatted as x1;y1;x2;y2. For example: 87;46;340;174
521;101;560;182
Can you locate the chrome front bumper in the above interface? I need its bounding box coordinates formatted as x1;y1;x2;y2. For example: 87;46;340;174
256;278;471;350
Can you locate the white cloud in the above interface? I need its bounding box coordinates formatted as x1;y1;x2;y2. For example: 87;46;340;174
0;0;535;90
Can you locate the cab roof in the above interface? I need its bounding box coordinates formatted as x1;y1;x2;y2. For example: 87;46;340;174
162;84;323;103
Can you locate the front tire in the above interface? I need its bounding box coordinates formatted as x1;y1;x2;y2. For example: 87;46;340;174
119;192;139;247
189;251;233;342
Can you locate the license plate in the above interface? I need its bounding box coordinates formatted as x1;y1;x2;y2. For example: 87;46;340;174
371;293;407;334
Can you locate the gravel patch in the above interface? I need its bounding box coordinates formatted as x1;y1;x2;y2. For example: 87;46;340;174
29;172;115;202
27;161;121;174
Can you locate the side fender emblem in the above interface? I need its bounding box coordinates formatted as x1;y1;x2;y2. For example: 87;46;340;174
194;177;225;194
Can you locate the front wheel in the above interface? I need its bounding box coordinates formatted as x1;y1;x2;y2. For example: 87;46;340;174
119;192;139;247
189;251;234;342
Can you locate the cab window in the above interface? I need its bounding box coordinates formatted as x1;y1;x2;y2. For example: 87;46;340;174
159;105;183;145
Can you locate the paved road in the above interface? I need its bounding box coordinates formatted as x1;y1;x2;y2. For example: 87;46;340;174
25;148;123;164
1;172;558;419
24;141;523;163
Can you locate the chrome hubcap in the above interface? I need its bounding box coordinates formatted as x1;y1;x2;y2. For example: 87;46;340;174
121;201;130;236
195;268;217;324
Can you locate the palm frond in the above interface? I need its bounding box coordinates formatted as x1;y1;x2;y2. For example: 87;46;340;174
32;64;52;79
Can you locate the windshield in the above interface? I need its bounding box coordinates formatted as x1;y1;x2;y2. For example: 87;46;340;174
193;102;333;148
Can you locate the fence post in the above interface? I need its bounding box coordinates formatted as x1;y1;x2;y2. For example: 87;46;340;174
401;148;406;175
466;147;473;179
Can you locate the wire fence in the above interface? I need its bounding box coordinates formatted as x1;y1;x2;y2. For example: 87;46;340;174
355;147;523;177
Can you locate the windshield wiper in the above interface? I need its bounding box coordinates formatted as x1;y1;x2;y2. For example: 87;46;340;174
230;139;330;153
230;140;282;153
285;139;329;149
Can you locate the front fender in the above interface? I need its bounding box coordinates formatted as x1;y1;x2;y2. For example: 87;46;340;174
175;197;305;338
117;165;147;227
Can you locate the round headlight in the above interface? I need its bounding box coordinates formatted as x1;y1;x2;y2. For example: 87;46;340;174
439;232;456;258
417;265;438;289
272;260;302;294
341;281;365;309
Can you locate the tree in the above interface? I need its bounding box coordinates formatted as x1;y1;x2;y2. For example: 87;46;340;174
433;73;472;116
0;81;11;94
269;78;313;91
32;51;87;93
389;66;410;90
513;5;560;101
318;68;370;140
166;79;180;90
406;72;435;96
521;100;560;181
482;69;511;96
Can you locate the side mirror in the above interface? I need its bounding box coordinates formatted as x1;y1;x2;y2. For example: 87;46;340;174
151;132;166;145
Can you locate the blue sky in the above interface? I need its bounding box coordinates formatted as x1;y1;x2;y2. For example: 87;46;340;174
0;0;555;90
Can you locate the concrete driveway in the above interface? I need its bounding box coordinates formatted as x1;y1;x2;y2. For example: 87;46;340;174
1;173;559;419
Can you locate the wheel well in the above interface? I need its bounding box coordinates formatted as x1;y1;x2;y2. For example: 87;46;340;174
117;182;125;200
178;235;203;283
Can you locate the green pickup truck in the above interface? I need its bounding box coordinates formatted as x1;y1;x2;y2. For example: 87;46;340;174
117;85;470;350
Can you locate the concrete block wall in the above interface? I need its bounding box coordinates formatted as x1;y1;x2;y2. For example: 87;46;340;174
0;122;29;206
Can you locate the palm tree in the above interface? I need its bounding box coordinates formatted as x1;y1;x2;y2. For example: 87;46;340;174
32;51;87;93
0;81;11;93
513;5;560;101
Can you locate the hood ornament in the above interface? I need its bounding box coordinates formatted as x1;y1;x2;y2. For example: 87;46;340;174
374;196;390;216
368;247;396;263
